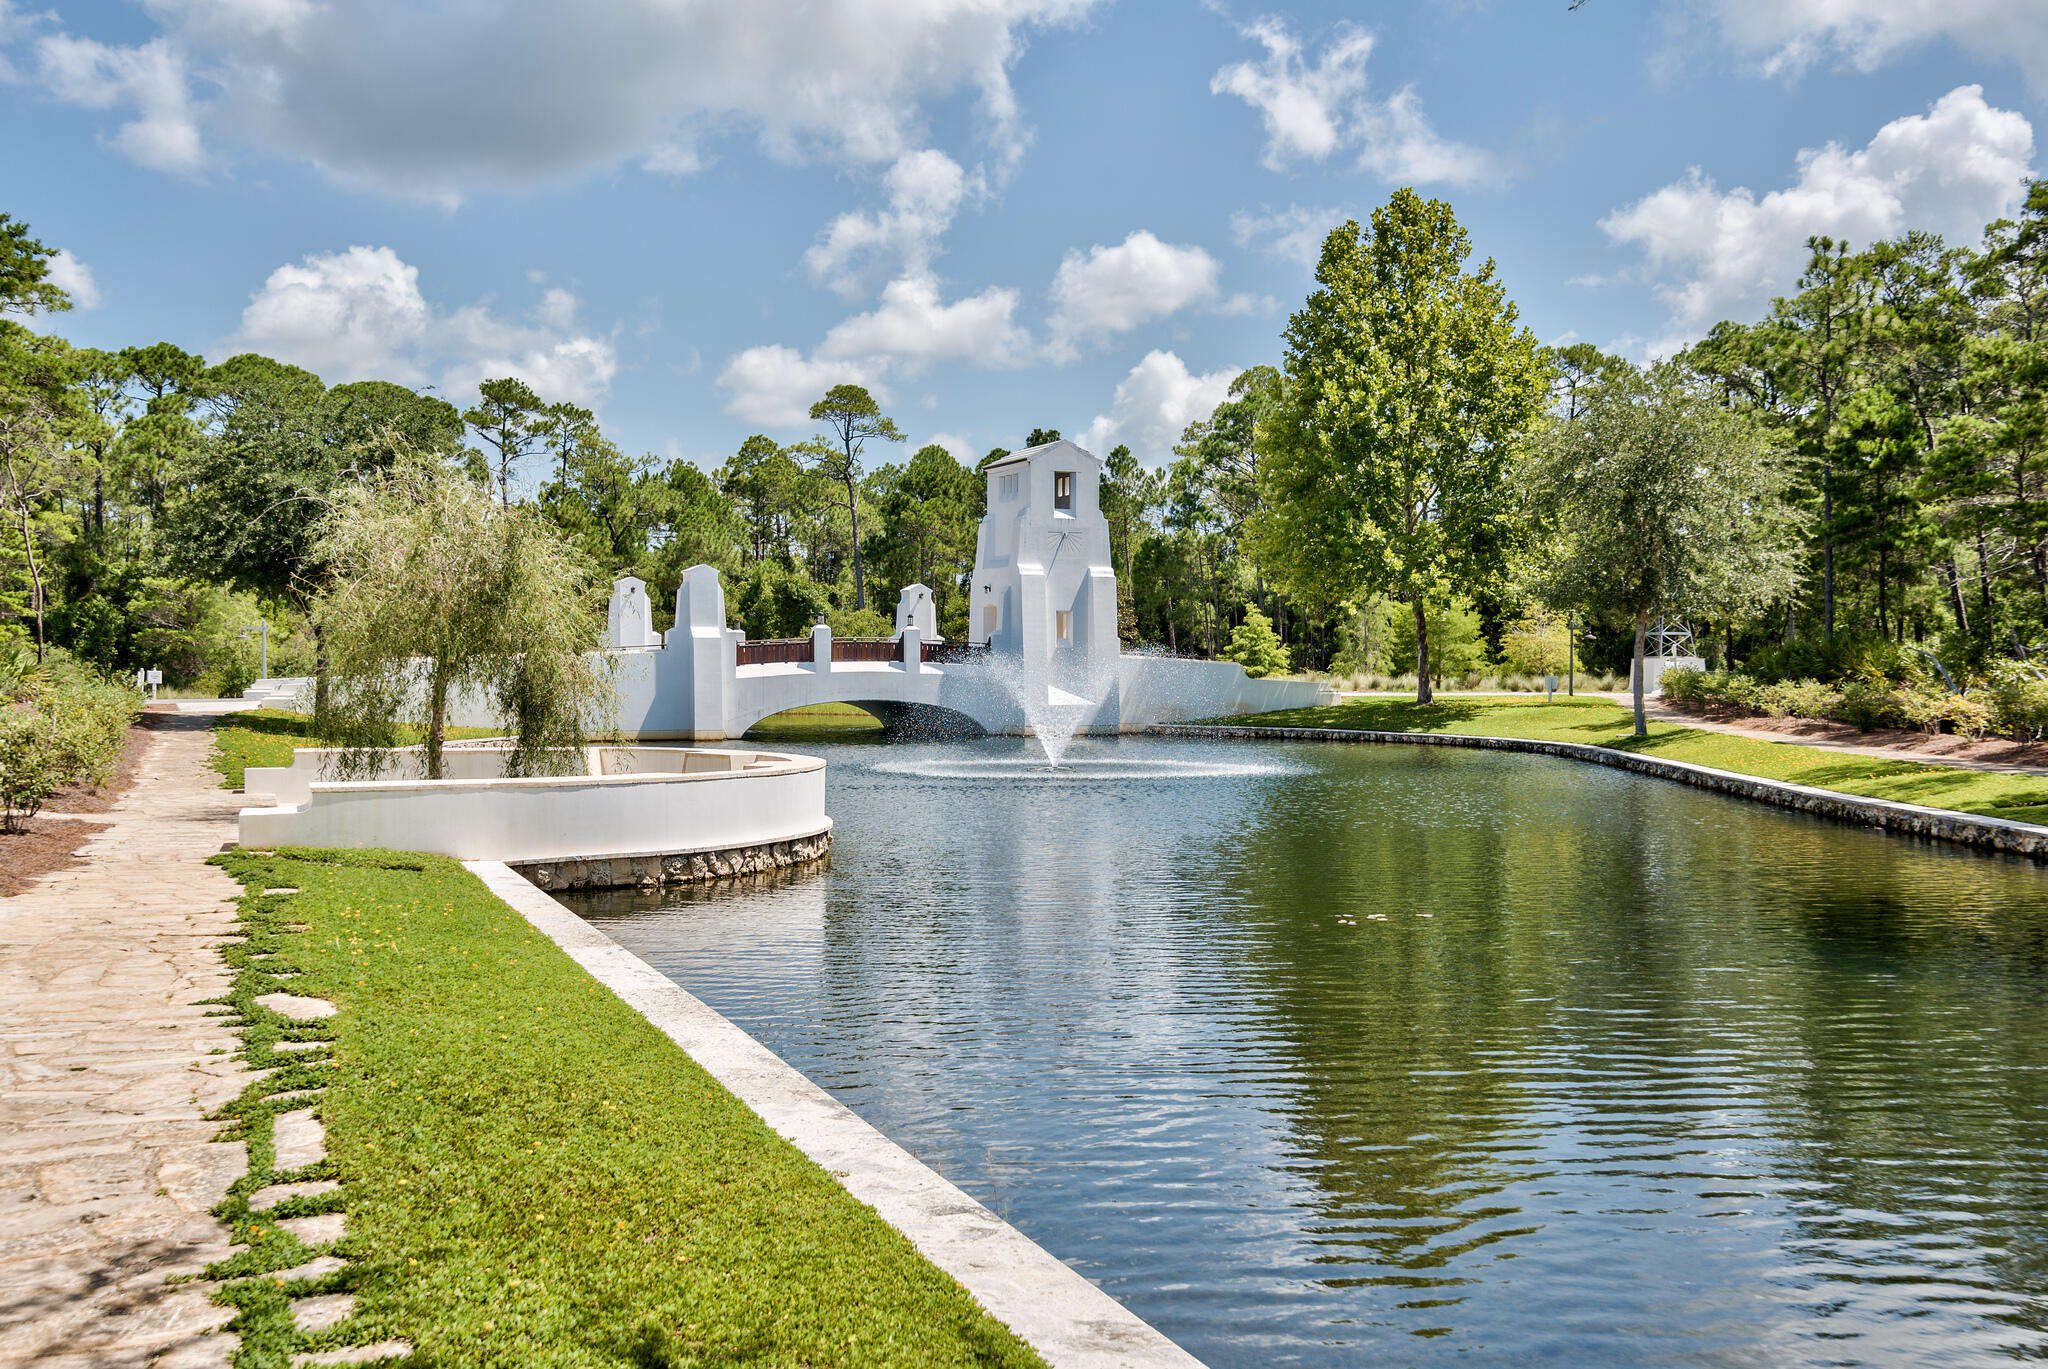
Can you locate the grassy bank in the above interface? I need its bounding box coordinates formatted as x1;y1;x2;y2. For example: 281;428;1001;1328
1232;696;2048;826
212;710;500;789
745;703;885;737
207;846;1046;1368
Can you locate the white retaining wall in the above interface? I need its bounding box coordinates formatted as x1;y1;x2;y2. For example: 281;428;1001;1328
239;745;828;864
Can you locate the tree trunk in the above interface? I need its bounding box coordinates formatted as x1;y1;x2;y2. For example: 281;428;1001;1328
846;474;865;611
16;502;45;663
426;667;449;781
1946;557;1970;635
311;621;330;725
1822;462;1835;639
1632;607;1650;738
1413;598;1433;705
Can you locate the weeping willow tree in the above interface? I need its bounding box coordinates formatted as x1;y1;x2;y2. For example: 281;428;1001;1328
312;451;613;780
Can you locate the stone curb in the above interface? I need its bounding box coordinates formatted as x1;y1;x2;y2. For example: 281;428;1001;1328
463;859;1206;1369
1147;724;2048;861
515;829;832;892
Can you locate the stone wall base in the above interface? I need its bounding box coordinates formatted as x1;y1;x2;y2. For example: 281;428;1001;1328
514;831;831;891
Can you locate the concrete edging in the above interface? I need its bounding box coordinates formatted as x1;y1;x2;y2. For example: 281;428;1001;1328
1149;723;2048;861
463;860;1205;1369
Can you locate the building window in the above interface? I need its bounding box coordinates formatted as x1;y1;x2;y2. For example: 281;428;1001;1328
999;472;1019;501
1056;610;1072;641
1053;470;1073;512
984;605;1000;639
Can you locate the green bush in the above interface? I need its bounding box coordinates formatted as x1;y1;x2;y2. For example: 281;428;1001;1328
1225;608;1291;678
0;662;138;831
1986;663;2048;741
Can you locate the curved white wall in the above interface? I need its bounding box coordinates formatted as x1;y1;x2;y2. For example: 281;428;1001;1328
239;745;828;864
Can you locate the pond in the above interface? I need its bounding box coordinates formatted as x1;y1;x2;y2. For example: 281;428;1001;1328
564;735;2048;1369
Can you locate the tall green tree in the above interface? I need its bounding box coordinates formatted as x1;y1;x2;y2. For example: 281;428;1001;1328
1250;190;1549;703
464;376;548;509
0;215;70;318
1527;363;1802;734
805;384;903;611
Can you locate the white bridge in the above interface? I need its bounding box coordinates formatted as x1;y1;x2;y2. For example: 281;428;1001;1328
601;440;1326;740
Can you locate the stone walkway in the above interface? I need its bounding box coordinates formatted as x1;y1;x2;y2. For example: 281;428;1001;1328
0;718;248;1369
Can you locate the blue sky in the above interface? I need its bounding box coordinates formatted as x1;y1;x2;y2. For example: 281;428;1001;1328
2;1;2042;483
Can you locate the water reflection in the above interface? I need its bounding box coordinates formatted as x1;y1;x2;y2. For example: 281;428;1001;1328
569;737;2048;1368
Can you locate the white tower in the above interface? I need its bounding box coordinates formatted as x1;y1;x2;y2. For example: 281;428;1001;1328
969;440;1120;698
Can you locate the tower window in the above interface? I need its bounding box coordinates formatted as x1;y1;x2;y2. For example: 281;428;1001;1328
1054;471;1073;512
999;472;1019;501
1056;610;1072;641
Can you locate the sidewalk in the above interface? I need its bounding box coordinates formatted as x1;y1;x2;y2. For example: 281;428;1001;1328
0;718;248;1369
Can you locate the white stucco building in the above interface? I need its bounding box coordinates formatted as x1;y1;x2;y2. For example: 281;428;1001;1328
970;440;1121;699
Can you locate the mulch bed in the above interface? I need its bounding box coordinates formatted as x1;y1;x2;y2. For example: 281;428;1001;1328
1662;699;2048;769
0;718;160;897
0;815;114;897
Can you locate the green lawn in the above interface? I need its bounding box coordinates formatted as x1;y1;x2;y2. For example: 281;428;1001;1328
745;703;885;737
1232;695;2048;826
206;846;1047;1369
212;710;501;789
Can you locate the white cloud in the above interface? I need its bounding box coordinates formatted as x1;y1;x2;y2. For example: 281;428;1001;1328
7;0;1096;197
1600;85;2034;353
718;268;1031;427
819;274;1032;374
1230;205;1348;268
1210;18;1496;186
230;245;617;407
32;33;203;174
924;432;974;463
1046;231;1221;361
45;250;100;309
807;150;977;300
1079;350;1239;465
1707;0;2048;92
717;345;884;430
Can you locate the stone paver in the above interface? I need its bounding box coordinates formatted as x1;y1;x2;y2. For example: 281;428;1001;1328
290;1293;355;1332
272;1110;327;1172
290;1343;412;1367
253;993;336;1021
0;718;250;1369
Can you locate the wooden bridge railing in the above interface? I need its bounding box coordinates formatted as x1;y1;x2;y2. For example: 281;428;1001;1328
734;637;815;666
735;636;990;666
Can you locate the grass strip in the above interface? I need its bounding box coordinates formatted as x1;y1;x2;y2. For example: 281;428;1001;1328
745;703;885;737
205;846;1048;1369
212;711;502;789
1232;695;2048;826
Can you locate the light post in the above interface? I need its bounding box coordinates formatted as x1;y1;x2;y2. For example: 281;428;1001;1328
1566;615;1578;697
238;622;270;681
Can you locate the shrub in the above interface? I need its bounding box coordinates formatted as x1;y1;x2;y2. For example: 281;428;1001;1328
1986;663;2048;741
0;664;138;831
1225;609;1291;678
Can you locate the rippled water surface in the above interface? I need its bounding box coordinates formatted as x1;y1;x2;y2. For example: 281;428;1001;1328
566;735;2048;1368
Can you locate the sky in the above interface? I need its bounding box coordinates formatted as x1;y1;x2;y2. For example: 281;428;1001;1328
2;0;2044;483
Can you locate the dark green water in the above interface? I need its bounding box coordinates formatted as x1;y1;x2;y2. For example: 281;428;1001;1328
567;736;2048;1368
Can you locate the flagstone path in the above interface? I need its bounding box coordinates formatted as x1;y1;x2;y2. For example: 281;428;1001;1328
0;717;248;1369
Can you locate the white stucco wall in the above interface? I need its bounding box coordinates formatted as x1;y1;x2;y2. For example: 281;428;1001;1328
239;745;828;862
1116;656;1329;726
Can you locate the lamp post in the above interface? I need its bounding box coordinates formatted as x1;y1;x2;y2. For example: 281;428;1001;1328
238;623;270;681
1566;615;1577;697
